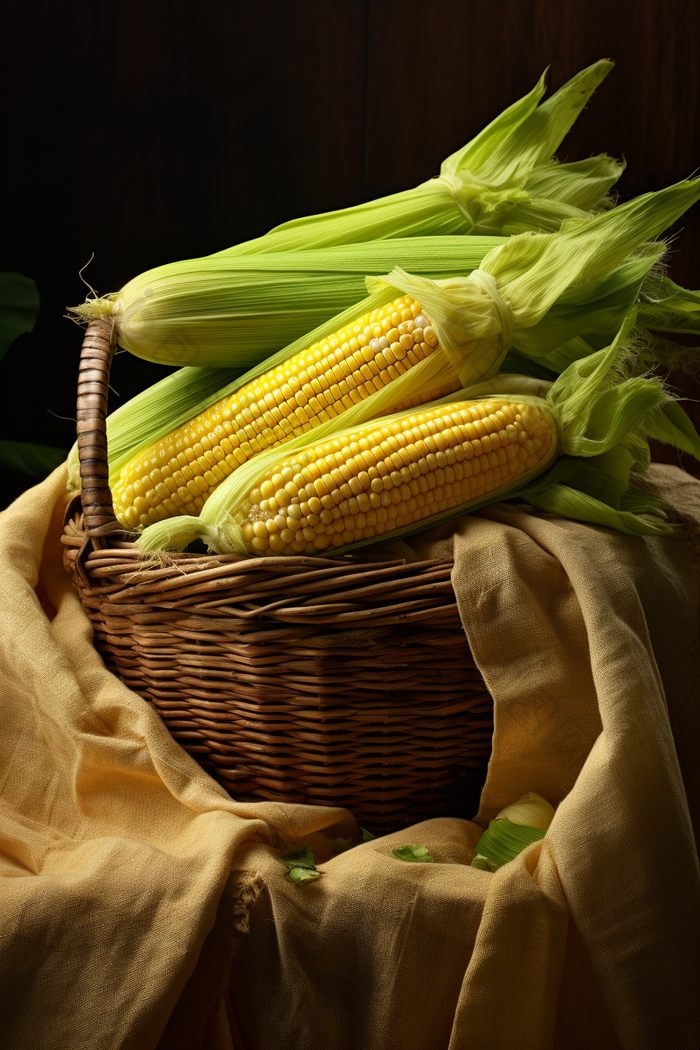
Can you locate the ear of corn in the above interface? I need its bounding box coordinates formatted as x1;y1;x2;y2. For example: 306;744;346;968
68;61;619;367
89;179;700;526
66;363;244;493
66;237;504;490
108;264;533;530
105;324;556;533
111;293;467;529
471;821;546;871
232;396;556;556
69;236;504;369
135;307;688;556
137;391;561;555
496;793;556;830
91;178;698;376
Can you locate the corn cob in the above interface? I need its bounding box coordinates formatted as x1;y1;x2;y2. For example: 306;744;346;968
111;294;462;529
70;236;503;370
69;176;698;381
234;398;553;556
103;178;700;531
138;306;700;556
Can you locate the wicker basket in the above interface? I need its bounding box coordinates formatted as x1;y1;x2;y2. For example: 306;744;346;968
62;318;494;830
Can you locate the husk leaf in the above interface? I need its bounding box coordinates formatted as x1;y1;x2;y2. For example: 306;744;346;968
472;819;546;869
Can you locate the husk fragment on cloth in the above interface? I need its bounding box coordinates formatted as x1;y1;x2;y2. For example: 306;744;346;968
0;464;698;1050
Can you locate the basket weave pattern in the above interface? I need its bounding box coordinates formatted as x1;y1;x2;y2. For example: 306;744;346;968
62;319;494;829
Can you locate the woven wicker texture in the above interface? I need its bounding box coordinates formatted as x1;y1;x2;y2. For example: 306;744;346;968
62;320;494;830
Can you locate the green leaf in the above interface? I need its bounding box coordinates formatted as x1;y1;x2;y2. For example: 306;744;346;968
279;845;324;883
644;399;700;461
289;867;323;883
475;819;545;869
360;827;376;843
638;274;700;335
392;844;434;864
331;837;353;854
0;440;67;479
471;854;498;872
526;482;671;536
278;846;316;871
0;272;40;361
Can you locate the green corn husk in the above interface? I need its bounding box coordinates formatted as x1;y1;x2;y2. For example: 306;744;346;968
471;792;555;872
521;155;622;214
217;60;618;254
502;267;700;380
637;274;700;335
636;274;700;378
643;398;700;458
514;327;700;386
519;438;674;536
66;238;502;490
66;178;700;501
482;182;700;341
69;236;505;369
467;154;624;237
514;322;700;529
68;62;621;368
472;820;546;871
120;178;700;374
135;307;687;556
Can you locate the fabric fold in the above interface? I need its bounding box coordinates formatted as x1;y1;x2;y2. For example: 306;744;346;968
0;464;698;1049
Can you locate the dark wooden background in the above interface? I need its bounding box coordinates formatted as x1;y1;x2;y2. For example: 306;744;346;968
2;0;699;509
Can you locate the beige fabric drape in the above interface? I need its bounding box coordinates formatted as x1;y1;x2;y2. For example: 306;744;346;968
0;465;697;1050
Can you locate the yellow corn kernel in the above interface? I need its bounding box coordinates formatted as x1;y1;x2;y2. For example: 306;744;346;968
236;399;553;556
112;296;445;529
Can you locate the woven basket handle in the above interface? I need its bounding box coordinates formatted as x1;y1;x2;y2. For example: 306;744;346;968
75;316;126;543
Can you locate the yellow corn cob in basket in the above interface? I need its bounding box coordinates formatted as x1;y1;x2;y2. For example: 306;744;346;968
235;395;552;556
136;308;693;556
106;176;700;535
110;293;461;530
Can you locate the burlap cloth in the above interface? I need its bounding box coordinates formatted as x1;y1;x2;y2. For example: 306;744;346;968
0;464;698;1050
